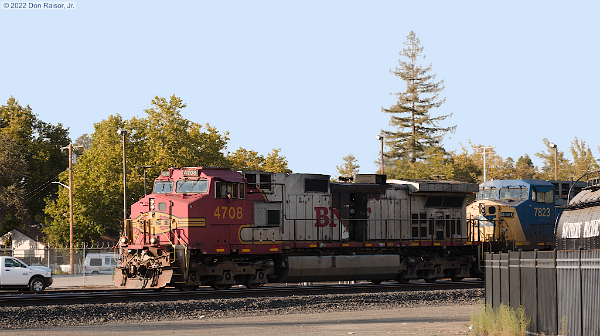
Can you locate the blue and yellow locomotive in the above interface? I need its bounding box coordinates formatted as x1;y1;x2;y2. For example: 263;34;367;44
467;179;586;251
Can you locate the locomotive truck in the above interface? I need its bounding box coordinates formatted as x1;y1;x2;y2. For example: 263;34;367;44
115;167;482;290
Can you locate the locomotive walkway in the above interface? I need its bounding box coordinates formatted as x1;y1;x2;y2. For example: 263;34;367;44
50;274;116;289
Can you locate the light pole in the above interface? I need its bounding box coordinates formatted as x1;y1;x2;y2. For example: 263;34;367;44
549;142;558;180
477;146;495;182
117;129;128;230
60;144;83;275
375;135;384;175
136;166;154;195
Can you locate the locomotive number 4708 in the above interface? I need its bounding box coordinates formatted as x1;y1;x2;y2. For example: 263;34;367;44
214;206;244;220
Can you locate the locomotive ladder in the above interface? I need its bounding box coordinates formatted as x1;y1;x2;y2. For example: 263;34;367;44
168;245;188;285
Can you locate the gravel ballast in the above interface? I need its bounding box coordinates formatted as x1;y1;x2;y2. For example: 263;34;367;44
0;288;483;330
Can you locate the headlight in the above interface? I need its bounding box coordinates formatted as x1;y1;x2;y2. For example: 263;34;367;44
149;198;155;211
150;236;158;245
120;236;129;245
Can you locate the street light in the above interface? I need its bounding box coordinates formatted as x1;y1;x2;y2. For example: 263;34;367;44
60;144;83;275
375;135;384;175
549;142;558;180
117;129;128;231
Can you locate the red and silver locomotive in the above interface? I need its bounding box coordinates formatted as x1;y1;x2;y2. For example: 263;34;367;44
115;167;481;290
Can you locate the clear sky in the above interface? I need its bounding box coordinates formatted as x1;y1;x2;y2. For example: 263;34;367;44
1;1;598;179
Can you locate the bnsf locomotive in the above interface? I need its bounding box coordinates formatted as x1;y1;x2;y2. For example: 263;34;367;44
115;167;482;290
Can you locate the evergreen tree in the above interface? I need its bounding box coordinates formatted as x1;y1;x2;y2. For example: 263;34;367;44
336;154;360;178
381;31;455;163
515;154;536;179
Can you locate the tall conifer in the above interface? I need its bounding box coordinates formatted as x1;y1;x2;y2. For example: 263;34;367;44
382;31;454;163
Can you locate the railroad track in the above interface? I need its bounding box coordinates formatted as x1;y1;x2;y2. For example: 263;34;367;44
0;279;482;307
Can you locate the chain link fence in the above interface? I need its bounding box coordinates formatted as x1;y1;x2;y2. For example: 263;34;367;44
0;245;119;275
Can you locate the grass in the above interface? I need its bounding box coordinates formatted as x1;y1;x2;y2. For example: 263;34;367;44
470;303;530;336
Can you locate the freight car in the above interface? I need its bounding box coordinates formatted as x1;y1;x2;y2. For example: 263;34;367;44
466;179;586;251
555;171;600;250
115;167;482;290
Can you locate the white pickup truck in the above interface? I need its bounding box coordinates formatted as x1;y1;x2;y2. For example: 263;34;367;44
0;256;53;291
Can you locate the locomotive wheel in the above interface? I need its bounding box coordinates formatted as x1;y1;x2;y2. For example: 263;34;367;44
397;279;410;284
210;283;232;290
245;282;262;289
176;284;198;291
424;278;437;283
370;280;382;285
451;277;464;282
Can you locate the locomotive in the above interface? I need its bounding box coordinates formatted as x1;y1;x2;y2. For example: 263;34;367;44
555;172;600;250
115;167;482;290
467;179;586;251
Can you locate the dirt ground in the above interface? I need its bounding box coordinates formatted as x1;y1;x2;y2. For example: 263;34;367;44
2;303;481;335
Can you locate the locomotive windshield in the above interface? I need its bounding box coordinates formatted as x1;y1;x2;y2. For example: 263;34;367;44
176;179;209;194
153;181;173;194
499;187;528;200
477;187;497;200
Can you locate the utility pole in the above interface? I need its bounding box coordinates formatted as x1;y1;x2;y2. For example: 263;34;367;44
60;144;83;275
118;129;128;231
477;146;495;182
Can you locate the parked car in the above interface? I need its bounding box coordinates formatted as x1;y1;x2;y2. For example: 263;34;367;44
84;253;118;275
0;256;53;291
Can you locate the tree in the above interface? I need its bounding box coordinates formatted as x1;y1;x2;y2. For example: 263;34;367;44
75;133;93;150
43;95;231;244
0;97;70;227
515;154;536;179
228;148;291;173
228;148;264;171
535;138;572;180
336;154;360;178
570;137;598;179
0;135;28;234
381;31;455;164
262;148;292;173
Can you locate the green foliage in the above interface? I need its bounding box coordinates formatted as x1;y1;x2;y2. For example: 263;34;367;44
43;94;231;244
0;97;70;231
336;154;360;178
382;31;455;163
515;154;536;179
570;136;598;180
470;304;530;336
385;146;482;183
228;147;291;173
535;138;574;180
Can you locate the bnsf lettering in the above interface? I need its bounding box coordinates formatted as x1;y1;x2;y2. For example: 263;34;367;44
314;207;340;227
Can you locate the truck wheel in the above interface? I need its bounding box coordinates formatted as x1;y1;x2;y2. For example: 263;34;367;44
29;277;46;292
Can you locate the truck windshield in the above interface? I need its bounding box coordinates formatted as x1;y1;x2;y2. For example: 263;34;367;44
153;181;173;194
176;179;209;194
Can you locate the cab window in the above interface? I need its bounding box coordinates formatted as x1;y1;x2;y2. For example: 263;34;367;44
478;188;497;200
176;179;208;194
215;181;239;199
153;181;173;194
